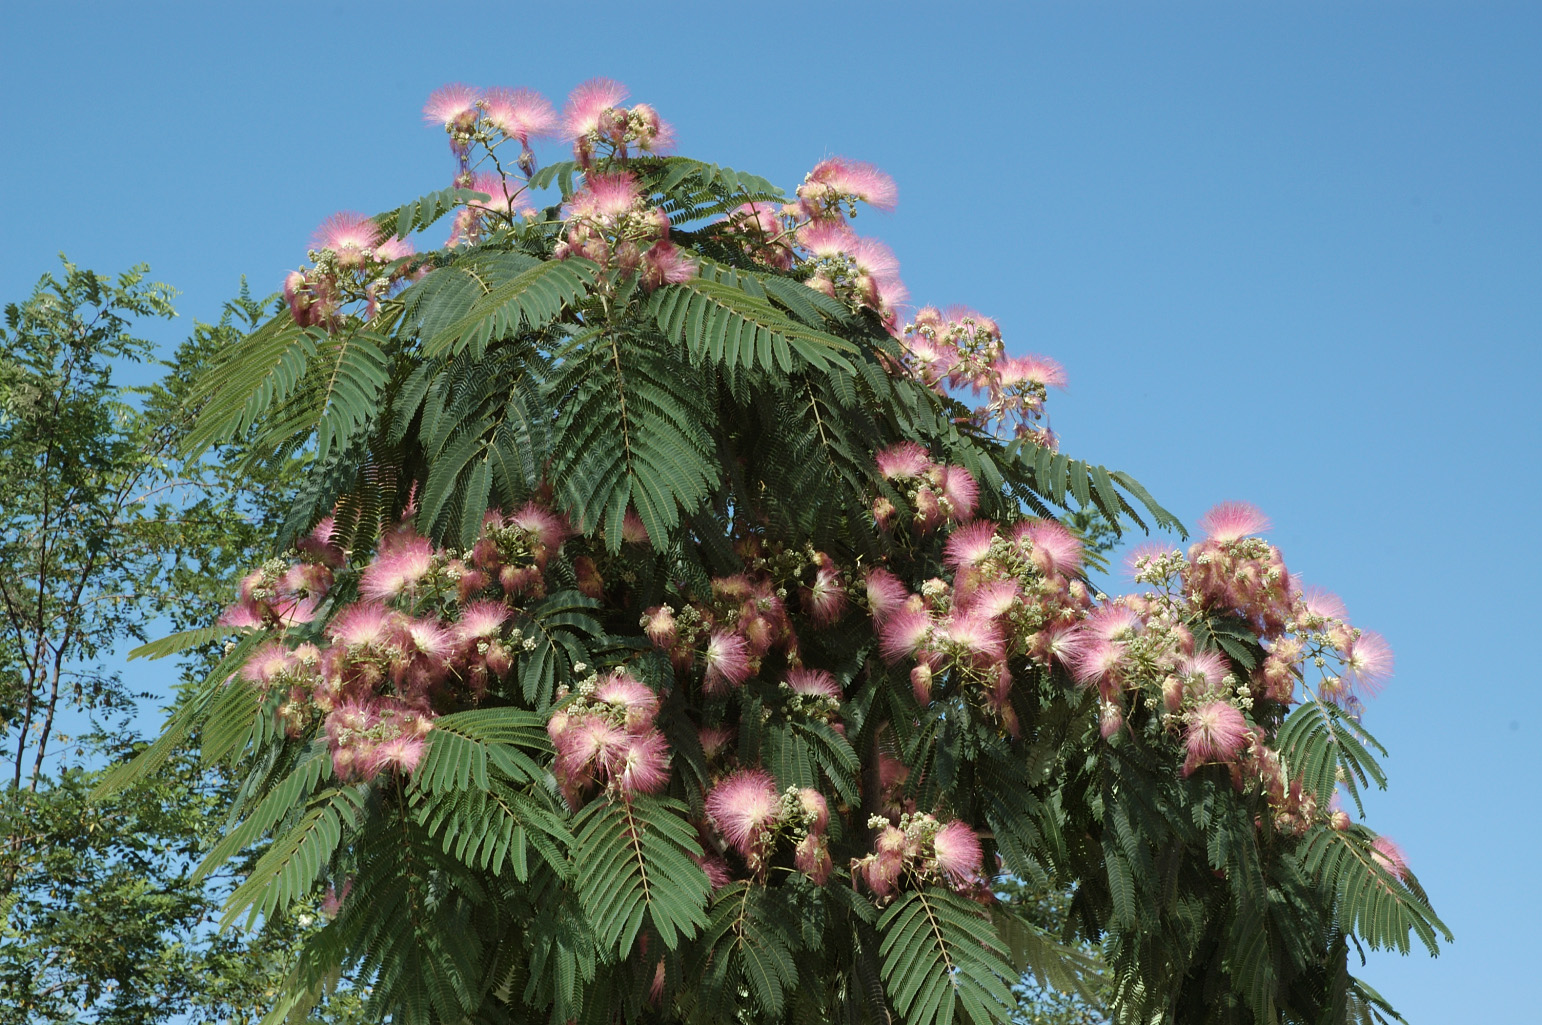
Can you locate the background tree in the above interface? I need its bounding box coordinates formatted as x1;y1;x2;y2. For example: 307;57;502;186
0;266;363;1022
110;80;1447;1025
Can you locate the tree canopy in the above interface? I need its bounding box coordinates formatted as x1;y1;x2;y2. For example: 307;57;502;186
103;78;1447;1025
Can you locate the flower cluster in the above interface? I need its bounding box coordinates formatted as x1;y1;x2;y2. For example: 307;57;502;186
852;812;986;901
897;306;1067;444
703;769;833;883
561;77;674;169
552;171;695;289
547;669;671;805
423;82;559;180
872;441;980;531
218;502;577;785
283;213;417;330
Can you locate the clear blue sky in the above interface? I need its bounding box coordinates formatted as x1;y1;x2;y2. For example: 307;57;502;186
2;2;1536;1021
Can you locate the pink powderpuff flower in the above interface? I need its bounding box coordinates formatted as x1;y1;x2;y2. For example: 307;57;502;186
1018;519;1084;578
628;102;676;152
803;157;899;212
363;733;428;778
455;600;510;643
1083;605;1143;642
800;566;847;626
1341;631;1393;694
218;602;265;630
961;580;1020;621
797;788;830;834
1298;586;1348;622
642;240;697;289
1099;699;1124;739
594;673;660;729
563;77;629;138
569;171;642;220
241;641;294;687
785;667;842;703
640;605;678;649
794;833;833;885
400;618;453;661
358;532;436;602
879;607;932;664
703;631;751;693
863;567;910;625
1177;650;1230;691
482;86;557;143
796;220;860;261
1370;835;1409;881
940;466;979;522
1123;541;1180;580
932;821;983;885
943;520;998;570
507;502;571;560
875;441;931;480
612;731;672;796
694;851;733;889
705;768;780;861
556;714;627;784
697;724;736;761
423;83;481;128
940;611;1005;665
1198;501;1271;543
328;603;396;649
620;509;650;544
996;353;1068;390
1067;636;1126;690
312;212;383;270
296;516;346;569
1182;701;1250;776
910;662;934;705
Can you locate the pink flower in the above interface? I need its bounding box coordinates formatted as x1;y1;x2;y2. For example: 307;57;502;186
482;86;557;142
697;724;736;761
931;821;983;885
1370;835;1409;881
642;240;697;289
960;580;1020;620
468;172;532;218
328;603;396;649
879;607;932;664
943;520;998;570
1018;519;1083;577
1298;585;1348;622
364;733;428;778
703;631;751;693
910;663;934;705
801;566;847;626
640;605;678;649
705;768;780;861
312;212;383;269
612;731;672;796
940;466;979;522
785;667;842;703
794;833;832;885
555;714;626;784
797;788;830;834
1182;701;1250;776
803;157;899;212
455;600;509;642
593;673;660;729
863;567;910;625
563;77;629;138
1177;650;1230;691
1123;541;1179;579
876;441;931;480
358;533;435;602
620;509;650;544
423;83;481;128
1198;501;1271;543
939;611;1005;665
996;353;1067;390
1342;630;1393;694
